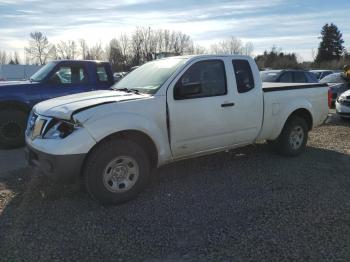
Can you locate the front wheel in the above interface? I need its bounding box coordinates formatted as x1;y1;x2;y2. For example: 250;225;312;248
274;116;308;156
84;139;151;205
0;109;27;149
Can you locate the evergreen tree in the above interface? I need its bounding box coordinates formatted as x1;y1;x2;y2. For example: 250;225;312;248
315;23;344;64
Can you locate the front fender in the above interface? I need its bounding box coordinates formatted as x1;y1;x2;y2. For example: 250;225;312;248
0;97;32;112
75;111;171;165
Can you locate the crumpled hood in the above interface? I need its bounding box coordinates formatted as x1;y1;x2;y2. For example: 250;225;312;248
34;90;150;120
0;80;32;86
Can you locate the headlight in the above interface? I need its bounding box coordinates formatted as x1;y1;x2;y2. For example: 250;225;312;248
43;120;77;139
338;95;346;103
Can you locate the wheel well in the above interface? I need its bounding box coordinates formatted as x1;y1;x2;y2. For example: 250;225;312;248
287;108;313;130
86;130;158;169
0;101;31;114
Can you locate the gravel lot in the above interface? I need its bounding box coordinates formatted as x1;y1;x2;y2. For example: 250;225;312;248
0;112;349;261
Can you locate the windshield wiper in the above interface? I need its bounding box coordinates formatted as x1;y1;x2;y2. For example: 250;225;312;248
114;88;140;94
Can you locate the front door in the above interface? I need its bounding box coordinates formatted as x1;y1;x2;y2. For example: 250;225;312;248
41;63;92;100
167;59;237;157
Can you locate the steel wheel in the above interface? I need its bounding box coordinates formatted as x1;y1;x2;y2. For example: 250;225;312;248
102;156;139;193
289;125;304;150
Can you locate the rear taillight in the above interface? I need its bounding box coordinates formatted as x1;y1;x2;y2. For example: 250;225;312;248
328;89;332;108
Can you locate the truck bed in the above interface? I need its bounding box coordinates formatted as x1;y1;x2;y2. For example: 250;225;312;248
262;82;328;92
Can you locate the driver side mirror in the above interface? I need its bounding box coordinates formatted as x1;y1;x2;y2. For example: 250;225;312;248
174;81;202;100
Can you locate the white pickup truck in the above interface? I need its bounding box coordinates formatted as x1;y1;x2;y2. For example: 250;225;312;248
25;55;329;204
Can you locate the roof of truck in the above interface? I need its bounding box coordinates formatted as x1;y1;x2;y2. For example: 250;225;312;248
51;60;109;64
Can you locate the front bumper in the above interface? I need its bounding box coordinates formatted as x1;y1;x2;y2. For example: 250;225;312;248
25;144;86;182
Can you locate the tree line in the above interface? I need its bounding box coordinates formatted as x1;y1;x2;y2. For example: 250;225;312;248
1;23;348;71
15;27;254;71
0;27;254;72
256;23;349;70
0;50;21;65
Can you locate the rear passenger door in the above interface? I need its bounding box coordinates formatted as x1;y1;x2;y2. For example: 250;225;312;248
41;63;93;100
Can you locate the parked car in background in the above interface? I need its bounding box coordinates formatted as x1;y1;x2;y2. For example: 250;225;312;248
113;72;128;82
260;70;319;83
26;55;328;204
0;60;114;149
319;73;350;108
310;70;335;81
335;89;350;119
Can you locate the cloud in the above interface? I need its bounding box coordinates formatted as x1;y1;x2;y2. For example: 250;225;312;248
0;0;349;61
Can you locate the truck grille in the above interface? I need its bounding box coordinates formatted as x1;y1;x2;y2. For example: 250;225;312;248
340;100;350;106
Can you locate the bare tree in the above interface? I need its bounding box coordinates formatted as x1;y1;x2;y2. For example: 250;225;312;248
13;51;21;64
87;42;104;60
56;40;77;59
189;44;207;55
210;37;253;56
131;27;144;65
79;39;89;59
0;50;8;64
25;32;52;65
107;38;125;70
119;34;129;58
243;42;254;56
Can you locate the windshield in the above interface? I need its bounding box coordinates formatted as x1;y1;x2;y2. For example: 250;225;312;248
113;58;187;94
30;62;57;82
260;71;280;82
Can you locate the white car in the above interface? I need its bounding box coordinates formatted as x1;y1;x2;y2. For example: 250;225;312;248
336;89;350;119
25;55;329;204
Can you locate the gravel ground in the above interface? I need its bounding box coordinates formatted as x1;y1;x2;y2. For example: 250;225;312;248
0;113;349;262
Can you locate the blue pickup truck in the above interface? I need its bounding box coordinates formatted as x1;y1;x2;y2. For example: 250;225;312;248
0;60;115;148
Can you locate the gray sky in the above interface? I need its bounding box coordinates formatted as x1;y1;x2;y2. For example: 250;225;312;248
0;0;349;61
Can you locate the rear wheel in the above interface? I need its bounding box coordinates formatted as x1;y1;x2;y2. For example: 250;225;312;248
0;109;27;149
274;116;308;156
84;139;151;205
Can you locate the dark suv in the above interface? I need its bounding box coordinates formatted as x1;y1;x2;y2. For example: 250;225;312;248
319;73;350;107
261;70;319;83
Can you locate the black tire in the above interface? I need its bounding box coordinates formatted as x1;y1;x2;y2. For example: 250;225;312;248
274;116;308;156
84;139;151;205
340;116;350;121
0;109;27;149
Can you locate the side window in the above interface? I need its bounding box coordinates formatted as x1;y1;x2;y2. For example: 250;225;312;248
279;72;293;83
232;60;255;93
174;60;227;100
49;65;88;85
97;65;108;82
294;72;307;83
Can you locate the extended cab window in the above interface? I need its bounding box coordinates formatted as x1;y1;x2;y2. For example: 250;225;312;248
232;60;254;93
174;60;227;100
49;65;87;85
97;66;108;82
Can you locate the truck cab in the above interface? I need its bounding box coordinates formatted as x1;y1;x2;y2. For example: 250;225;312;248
0;60;114;148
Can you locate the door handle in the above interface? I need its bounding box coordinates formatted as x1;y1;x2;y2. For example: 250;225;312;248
221;102;235;107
